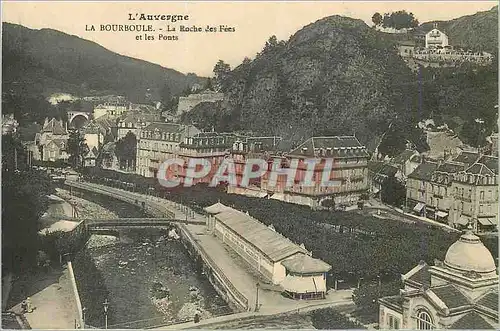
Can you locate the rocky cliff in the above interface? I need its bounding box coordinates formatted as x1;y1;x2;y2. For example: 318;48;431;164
185;16;418;150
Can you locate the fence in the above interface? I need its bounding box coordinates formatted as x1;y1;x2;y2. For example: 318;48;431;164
177;224;249;311
66;181;175;219
65;180;249;312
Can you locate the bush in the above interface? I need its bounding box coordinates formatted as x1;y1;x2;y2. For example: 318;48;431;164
81;170;475;287
352;279;402;314
73;249;111;328
310;308;366;329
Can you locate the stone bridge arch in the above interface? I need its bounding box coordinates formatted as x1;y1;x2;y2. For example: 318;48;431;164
68;111;90;128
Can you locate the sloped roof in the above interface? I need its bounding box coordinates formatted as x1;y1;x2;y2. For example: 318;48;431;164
47;138;67;149
450;312;494;329
85;146;99;158
289;136;369;158
119;111;159;125
142;123;200;136
478;155;498;175
378;295;403;312
407;265;431;288
476;291;498;312
435;162;465;174
464;163;495;176
398;40;416;46
431;285;470;309
214;208;308;262
453;151;481;166
42;118;67;135
392;150;416;165
368;161;398;177
246;136;282;152
204;202;231;214
408;162;438;181
281;254;331;274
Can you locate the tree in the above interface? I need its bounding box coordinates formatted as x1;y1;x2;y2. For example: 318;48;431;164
264;35;279;52
352;279;402;314
2;133;28;172
242;57;252;66
204;78;214;91
381;177;406;207
67;129;89;168
160;84;172;108
372;12;383;27
213;60;231;92
2;169;54;273
115;132;137;171
310;308;366;329
382;10;418;30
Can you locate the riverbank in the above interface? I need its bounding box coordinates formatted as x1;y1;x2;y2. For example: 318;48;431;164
83;227;232;329
6;193;80;329
58;189;233;329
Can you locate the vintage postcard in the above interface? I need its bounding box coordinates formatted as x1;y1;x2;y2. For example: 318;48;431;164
1;1;498;330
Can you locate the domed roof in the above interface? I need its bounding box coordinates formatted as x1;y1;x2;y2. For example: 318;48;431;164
444;230;497;275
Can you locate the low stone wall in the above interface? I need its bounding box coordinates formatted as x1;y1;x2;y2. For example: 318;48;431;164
67;261;84;328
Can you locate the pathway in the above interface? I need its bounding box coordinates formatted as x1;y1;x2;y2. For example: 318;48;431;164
364;199;459;232
8;268;80;329
68;181;355;326
6;193;81;329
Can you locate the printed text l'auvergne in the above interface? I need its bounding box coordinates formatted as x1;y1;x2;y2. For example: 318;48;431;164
128;13;190;22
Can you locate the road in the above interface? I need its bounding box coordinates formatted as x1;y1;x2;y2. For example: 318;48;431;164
66;181;356;328
360;199;460;233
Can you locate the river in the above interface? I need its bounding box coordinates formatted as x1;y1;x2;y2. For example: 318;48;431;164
72;191;233;329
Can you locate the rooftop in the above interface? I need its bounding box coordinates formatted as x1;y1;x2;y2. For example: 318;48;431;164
463;163;495;176
478;155;498;175
450;311;494;329
476;291;498;312
408;162;438;181
42;118;67;135
214;208;308;262
435;162;465;174
141;123;201;139
391;149;417;165
431;284;470;309
204;202;232;215
452;151;481;166
406;264;431;288
368;161;398;178
289;136;369;158
280;254;331;274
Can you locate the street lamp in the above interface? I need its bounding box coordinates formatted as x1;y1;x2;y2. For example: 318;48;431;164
82;307;86;329
103;299;109;329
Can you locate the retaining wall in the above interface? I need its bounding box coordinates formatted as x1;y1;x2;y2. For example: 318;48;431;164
67;261;84;328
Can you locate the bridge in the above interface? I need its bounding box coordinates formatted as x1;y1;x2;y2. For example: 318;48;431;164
64;180;355;329
53;216;206;227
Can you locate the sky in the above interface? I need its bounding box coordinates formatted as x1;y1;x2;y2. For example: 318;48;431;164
2;1;497;76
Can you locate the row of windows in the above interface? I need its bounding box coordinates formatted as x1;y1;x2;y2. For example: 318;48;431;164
455;202;491;214
140;141;178;151
141;131;181;141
